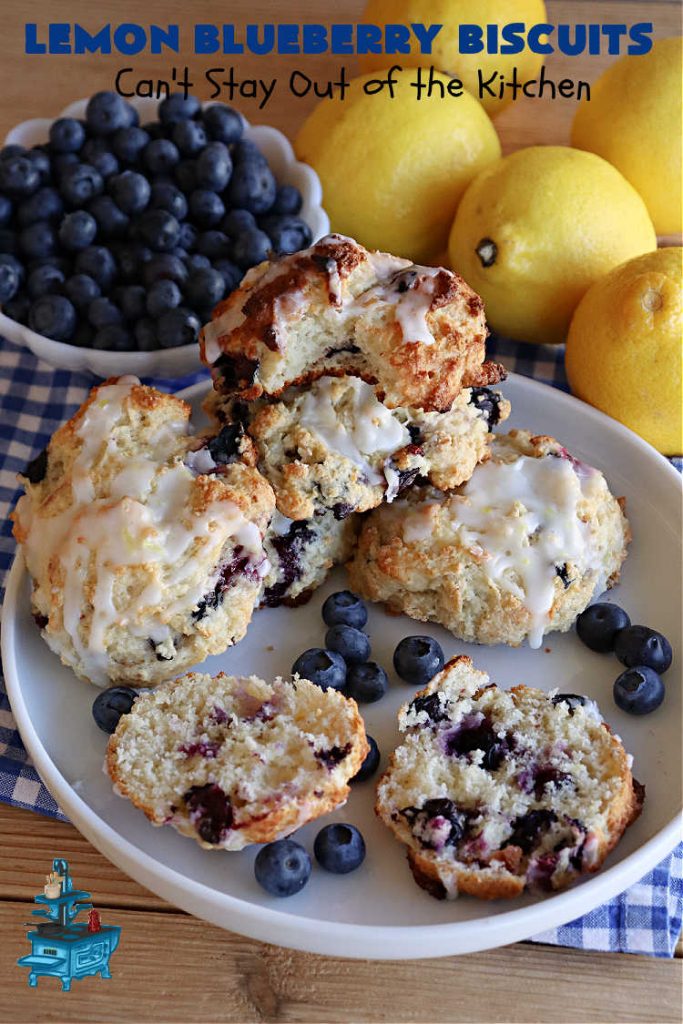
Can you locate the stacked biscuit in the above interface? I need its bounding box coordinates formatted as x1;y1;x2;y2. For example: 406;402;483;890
200;233;511;607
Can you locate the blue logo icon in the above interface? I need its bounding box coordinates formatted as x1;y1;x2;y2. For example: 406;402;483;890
17;858;121;992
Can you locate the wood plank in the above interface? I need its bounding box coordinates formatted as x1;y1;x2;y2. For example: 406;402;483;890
1;900;681;1023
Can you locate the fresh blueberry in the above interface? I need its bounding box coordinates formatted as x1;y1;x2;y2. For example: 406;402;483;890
189;189;225;228
393;636;445;686
207;424;245;464
51;152;79;178
92;685;139;733
133;317;157;350
111;126;149;164
28;294;76;341
0;144;26;160
185;253;211;273
576;603;631;653
49;117;86;153
202;104;243;144
351;735;380;783
27;264;65;299
314;823;366;874
0;252;24;281
88;296;122;329
0;260;20;303
345;662;388;704
0;155;40;198
111;241;150;282
196;141;232;191
59;163;103;207
614;625;673;673
178;221;198;251
115;284;146;320
232;139;268;166
260;214;312;255
17;187;64;226
0;194;12;227
138;208;180;251
146;278;182;318
19;222;56;261
226;160;277;214
322;590;368;629
231;228;271;270
221;209;256;236
65;273;101;309
108;170;151;214
58;210;97;251
92;323;134;351
271;184;302;215
213;258;242;293
172;119;208;156
143;138;180;176
87;195;129;238
142;253;188;288
80;138;119;179
149;182;188;221
292;648;347;691
254;838;311;897
27;147;52;185
185;267;225;309
0;228;16;253
30;255;71;276
156;306;200;348
174;159;198;193
196;230;229;260
158;93;201;125
325;624;371;665
86;92;134;135
613;666;665;715
74;245;117;289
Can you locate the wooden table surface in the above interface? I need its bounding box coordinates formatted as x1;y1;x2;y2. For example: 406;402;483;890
1;2;681;1021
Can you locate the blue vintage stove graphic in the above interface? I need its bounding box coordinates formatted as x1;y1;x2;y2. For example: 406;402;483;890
17;858;121;991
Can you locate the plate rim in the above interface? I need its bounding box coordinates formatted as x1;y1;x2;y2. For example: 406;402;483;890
3;372;682;959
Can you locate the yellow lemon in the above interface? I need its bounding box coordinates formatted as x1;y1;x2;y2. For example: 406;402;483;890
448;146;657;344
295;68;500;264
566;248;682;456
359;0;548;114
572;37;683;235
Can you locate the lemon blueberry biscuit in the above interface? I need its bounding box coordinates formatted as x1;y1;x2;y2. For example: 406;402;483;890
206;376;510;521
376;656;643;900
348;430;630;649
13;377;275;687
199;233;504;412
107;670;368;851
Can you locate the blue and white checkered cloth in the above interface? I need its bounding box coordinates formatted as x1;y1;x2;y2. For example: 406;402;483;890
0;333;680;956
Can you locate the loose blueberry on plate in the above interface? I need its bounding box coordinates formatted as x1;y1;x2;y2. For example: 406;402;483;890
292;648;346;691
351;735;380;783
322;590;368;629
254;839;311;897
576;602;631;653
325;625;371;665
345;662;388;704
614;625;673;674
314;824;366;874
613;666;665;715
393;636;445;686
92;685;139;733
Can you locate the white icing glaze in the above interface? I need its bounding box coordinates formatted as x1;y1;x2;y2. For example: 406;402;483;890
357;264;443;345
184;447;218;476
453;455;593;648
268;510;294;536
299;377;410;486
383;465;401;503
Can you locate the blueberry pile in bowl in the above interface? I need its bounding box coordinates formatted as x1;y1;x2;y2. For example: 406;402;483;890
0;91;313;352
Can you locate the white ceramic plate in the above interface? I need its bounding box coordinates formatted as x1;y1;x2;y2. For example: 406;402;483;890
0;96;329;377
3;374;681;959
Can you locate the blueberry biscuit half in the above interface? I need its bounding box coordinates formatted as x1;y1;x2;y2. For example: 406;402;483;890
207;377;510;521
13;377;275;687
376;656;643;900
259;510;358;608
348;430;630;649
199;233;504;412
107;670;368;851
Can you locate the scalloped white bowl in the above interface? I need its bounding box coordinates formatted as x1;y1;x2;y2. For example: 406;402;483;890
0;96;329;378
